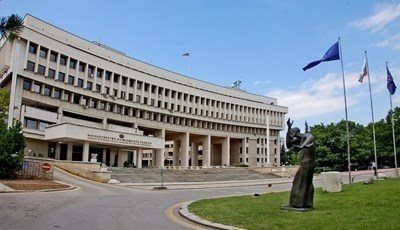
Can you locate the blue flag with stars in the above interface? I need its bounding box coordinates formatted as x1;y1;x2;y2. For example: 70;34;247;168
387;66;396;95
303;42;340;71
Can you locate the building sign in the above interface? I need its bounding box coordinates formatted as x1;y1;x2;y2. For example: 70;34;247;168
87;134;152;147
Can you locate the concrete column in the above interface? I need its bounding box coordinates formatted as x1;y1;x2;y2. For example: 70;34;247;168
83;63;89;89
34;45;40;72
118;150;126;167
133;80;138;102
92;66;98;92
55;143;61;160
67;143;73;161
248;138;257;167
156;129;165;168
173;140;180;166
136;148;143;168
222;136;230;166
133;150;137;167
24;40;29;68
7;38;21;128
180;132;189;167
190;143;198;166
82;141;90;162
202;134;211;167
110;149;116;167
102;148;107;164
65;56;70;77
45;47;51;76
266;115;271;164
152;150;156;167
102;117;107;129
231;139;240;165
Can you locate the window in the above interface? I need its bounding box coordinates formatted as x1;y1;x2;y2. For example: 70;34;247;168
59;55;67;65
25;118;38;129
136;95;141;102
77;79;84;87
54;89;61;99
116;106;121;114
39;47;47;58
90;99;97;108
44;86;51;96
79;62;85;72
113;89;117;96
37;65;45;75
48;68;55;79
32;82;41;93
63;92;70;101
68;75;75;85
129;93;133;101
69;59;76;69
88;65;94;75
122;77;126;85
121;91;126;99
86;81;92;90
113;74;119;83
105;86;110;95
129;79;134;87
107;104;114;112
39;121;51;131
57;72;65;82
144;83;149;92
137;81;142;90
99;102;105;110
50;51;57;62
26;61;35;71
105;72;111;80
73;94;80;104
97;69;102;78
23;79;31;90
28;43;37;54
96;84;101;92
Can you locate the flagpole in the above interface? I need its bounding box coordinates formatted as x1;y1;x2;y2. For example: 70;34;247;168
365;51;378;177
387;61;399;178
339;37;352;185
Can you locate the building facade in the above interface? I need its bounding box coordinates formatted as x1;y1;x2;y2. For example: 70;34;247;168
0;15;288;168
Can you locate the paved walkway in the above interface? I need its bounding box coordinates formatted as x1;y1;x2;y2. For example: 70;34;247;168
0;168;396;230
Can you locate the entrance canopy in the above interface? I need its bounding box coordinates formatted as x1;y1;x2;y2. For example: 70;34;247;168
45;123;164;149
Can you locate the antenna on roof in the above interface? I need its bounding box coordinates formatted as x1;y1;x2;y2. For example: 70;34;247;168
232;80;242;89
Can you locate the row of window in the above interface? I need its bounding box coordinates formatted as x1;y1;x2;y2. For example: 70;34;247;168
22;78;266;135
28;41;283;126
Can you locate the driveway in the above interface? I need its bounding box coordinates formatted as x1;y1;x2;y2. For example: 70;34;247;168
0;168;395;230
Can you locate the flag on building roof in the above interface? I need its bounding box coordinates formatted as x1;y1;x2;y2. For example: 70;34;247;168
303;42;340;71
182;52;189;56
358;57;367;83
387;66;396;95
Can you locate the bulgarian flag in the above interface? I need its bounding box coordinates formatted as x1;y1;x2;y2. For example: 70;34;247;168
359;57;368;83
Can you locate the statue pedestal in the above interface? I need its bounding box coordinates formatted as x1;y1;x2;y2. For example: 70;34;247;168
281;204;312;212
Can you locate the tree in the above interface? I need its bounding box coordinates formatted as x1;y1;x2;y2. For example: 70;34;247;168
0;14;23;41
0;88;26;178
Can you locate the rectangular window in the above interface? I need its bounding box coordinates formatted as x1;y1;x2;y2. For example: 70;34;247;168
107;104;114;112
121;77;126;85
129;93;133;101
48;68;55;79
63;92;70;101
90;99;97;108
59;55;67;65
136;95;141;102
86;81;92;90
96;84;101;92
37;65;45;75
32;82;41;93
105;71;111;80
73;94;80;104
23;79;31;90
50;51;57;62
116;106;121;114
113;74;119;83
113;89;117;96
69;59;76;69
105;86;110;95
39;121;50;131
44;85;51;96
129;79;134;87
88;65;94;75
39;47;47;58
99;102;105;110
97;69;102;78
77;78;84;87
28;43;38;54
26;61;35;71
57;72;65;82
25;118;38;129
137;81;142;90
79;62;85;72
54;88;61;99
121;91;126;99
68;75;75;85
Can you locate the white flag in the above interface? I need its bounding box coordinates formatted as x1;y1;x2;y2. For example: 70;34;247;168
359;58;367;83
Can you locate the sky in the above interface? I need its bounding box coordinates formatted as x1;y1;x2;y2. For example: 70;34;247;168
2;0;400;130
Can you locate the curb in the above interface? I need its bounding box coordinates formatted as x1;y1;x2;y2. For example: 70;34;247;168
179;201;245;230
0;180;77;194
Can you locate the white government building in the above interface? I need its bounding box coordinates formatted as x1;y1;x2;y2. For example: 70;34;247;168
0;15;287;169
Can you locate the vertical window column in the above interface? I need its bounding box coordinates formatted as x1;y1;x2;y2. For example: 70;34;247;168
75;60;80;85
65;56;70;78
140;82;144;104
83;62;89;88
24;40;30;69
133;79;137;102
109;73;114;96
101;69;106;94
92;66;98;92
117;74;122;98
147;84;152;105
55;52;60;80
44;47;51;76
161;88;165;108
125;77;131;101
34;44;40;72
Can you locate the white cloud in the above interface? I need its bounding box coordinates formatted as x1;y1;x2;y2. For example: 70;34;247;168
267;70;389;120
253;80;271;86
350;3;400;32
376;40;390;47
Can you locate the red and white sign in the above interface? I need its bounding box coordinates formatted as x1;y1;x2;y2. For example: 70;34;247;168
42;163;51;172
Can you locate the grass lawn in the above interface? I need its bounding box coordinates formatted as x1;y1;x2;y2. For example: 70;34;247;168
189;179;400;229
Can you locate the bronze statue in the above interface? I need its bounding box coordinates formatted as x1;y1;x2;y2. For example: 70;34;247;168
282;118;316;211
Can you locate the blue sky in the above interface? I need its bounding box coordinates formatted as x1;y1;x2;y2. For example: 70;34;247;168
2;0;400;129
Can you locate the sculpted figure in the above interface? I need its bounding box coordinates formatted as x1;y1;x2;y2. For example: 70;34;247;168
283;118;316;210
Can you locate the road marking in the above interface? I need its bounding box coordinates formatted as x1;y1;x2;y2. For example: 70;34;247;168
165;202;207;230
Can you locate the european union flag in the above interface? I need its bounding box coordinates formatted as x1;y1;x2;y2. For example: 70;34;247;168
387;67;396;95
303;42;340;71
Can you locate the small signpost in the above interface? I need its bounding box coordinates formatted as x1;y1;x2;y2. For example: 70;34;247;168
42;163;51;173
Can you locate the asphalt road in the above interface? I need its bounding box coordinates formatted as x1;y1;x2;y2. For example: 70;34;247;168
0;168;395;230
